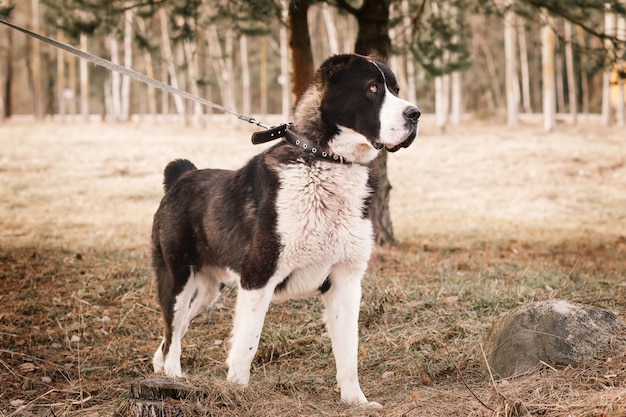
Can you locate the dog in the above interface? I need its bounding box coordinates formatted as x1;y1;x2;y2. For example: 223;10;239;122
151;54;420;407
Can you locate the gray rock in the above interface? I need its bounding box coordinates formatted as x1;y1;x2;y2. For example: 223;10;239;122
482;300;625;378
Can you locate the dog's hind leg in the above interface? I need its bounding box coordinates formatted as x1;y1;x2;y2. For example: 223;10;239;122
154;267;225;377
322;264;381;408
226;286;274;385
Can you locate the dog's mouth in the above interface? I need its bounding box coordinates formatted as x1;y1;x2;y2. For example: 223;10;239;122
373;124;418;153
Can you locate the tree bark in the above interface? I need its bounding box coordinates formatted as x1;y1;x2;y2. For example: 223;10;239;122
541;10;556;132
280;0;291;119
121;8;133;122
601;5;615;126
240;34;251;117
260;35;268;115
564;20;577;124
504;6;518;127
109;35;122;121
616;15;625;126
322;3;339;55
179;16;202;124
160;9;185;115
80;33;90;120
401;0;417;105
56;28;66;119
0;10;11;120
30;0;43;119
288;0;314;103
137;17;157;118
577;26;590;115
517;17;532;113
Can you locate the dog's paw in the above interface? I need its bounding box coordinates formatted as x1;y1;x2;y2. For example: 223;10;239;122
362;401;383;409
226;368;250;386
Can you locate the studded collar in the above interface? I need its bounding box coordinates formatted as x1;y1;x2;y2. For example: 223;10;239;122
251;123;349;165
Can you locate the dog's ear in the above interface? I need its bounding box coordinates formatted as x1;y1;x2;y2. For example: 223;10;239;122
319;54;357;82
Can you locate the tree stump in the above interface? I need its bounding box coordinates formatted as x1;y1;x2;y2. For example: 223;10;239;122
116;378;204;417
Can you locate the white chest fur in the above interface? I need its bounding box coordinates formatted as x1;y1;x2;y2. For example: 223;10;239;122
271;161;374;297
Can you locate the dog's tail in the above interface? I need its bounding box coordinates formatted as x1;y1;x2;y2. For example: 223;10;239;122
163;159;197;192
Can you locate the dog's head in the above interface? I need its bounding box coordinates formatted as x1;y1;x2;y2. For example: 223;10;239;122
294;54;420;164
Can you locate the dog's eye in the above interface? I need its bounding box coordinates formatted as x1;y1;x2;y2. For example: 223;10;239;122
369;84;378;94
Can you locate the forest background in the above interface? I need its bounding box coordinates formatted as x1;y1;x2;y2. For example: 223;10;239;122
1;1;626;415
1;0;626;128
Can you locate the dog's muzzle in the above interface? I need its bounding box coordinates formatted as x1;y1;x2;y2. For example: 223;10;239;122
386;105;420;152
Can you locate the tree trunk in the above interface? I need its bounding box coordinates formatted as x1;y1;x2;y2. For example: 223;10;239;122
137;18;157;118
401;0;417;105
541;10;556;132
563;20;577;124
434;74;450;129
354;0;391;57
616;15;625;126
179;16;202;124
80;33;90;120
0;56;3;120
577;26;590;115
322;3;339;55
68;51;77;116
2;26;11;119
555;39;566;114
451;71;462;126
109;35;122;121
207;25;237;115
121;8;133;122
504;6;518;127
160;9;185;115
517;18;532;113
240;34;251;117
30;0;43;119
57;28;66;120
288;0;313;104
448;4;461;126
476;32;502;110
601;5;615;126
280;0;291;120
260;35;268;115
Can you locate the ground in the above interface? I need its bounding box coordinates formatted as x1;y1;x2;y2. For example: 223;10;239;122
0;116;625;416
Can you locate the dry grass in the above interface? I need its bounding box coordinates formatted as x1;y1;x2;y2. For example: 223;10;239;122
1;117;625;416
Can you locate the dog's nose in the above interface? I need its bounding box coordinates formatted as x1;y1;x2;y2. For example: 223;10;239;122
404;106;421;124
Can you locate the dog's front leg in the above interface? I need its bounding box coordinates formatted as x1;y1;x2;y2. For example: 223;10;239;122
226;286;273;385
323;267;381;408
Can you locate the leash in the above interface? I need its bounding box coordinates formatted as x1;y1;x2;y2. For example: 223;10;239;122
0;17;270;129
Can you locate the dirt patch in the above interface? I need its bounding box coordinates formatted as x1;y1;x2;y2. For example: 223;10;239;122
0;119;625;416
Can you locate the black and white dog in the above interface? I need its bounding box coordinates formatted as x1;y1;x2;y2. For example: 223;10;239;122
151;54;420;407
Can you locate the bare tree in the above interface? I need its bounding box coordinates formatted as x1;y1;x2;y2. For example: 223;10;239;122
541;9;556;131
240;34;251;117
160;8;185;115
564;20;577;123
504;3;519;127
136;17;157;119
121;8;133;121
79;32;89;120
30;0;43;119
517;18;533;113
601;5;616;126
616;13;625;126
